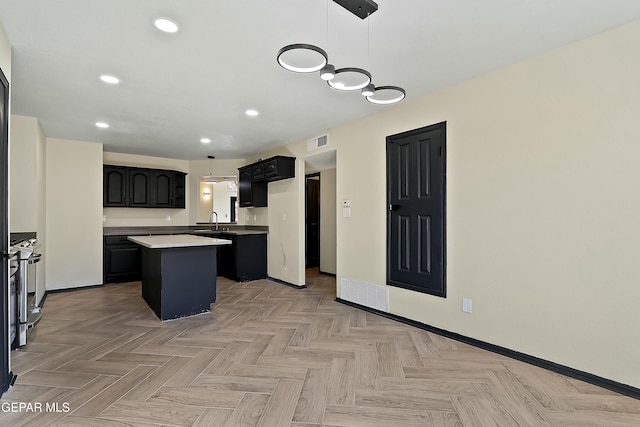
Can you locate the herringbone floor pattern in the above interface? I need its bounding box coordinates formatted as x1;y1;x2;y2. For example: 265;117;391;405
1;269;639;426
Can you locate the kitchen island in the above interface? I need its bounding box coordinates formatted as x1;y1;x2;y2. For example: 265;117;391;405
128;234;232;320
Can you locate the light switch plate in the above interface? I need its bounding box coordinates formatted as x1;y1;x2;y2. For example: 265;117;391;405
343;207;351;218
462;298;472;313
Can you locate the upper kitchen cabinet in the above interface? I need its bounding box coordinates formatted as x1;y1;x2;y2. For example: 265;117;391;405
238;156;295;207
239;165;267;208
262;156;295;182
129;168;151;207
103;165;187;208
104;166;128;207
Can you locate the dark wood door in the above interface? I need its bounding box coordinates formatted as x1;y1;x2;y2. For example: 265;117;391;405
0;67;12;395
387;122;446;297
151;170;174;207
103;166;128;207
306;176;320;268
129;169;151;207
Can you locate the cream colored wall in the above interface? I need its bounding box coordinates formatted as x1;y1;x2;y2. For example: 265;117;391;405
319;168;336;274
256;21;640;388
9;116;38;231
0;24;10;80
198;182;214;223
46;138;102;290
103;152;190;226
9;115;46;303
1;21;12;376
35;121;45;302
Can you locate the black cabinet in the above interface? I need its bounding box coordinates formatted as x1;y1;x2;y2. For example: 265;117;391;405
219;233;267;282
262;156;295;181
104;166;128;207
103;165;187;208
192;231;267;282
252;163;265;181
173;172;186;209
151;170;173;207
238;156;294;207
104;236;141;283
239;165;267;208
129;169;151;207
230;234;267;282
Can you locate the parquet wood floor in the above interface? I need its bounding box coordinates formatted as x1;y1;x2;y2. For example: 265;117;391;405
1;269;639;426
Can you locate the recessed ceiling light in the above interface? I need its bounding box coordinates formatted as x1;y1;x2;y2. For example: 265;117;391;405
153;17;178;33
95;122;109;129
200;138;211;144
245;109;259;117
100;75;119;84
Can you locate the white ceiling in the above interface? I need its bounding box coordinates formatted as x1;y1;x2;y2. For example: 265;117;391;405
2;0;640;160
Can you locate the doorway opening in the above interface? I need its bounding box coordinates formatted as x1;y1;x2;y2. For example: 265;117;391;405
305;173;320;269
303;150;337;294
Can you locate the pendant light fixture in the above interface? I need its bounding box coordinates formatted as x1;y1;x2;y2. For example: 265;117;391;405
361;83;375;97
320;64;336;80
276;0;405;104
366;86;406;104
277;44;328;73
327;68;371;91
204;155;216;184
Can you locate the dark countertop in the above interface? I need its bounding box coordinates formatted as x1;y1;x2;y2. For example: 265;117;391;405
104;225;268;237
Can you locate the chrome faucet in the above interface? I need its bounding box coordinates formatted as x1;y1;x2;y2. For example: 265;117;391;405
209;211;219;231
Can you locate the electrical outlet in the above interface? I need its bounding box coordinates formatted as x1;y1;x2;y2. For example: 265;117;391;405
165;215;171;222
462;298;472;313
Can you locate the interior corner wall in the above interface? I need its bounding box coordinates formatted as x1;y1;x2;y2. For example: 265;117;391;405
9;115;46;303
268;20;640;389
9;116;38;232
46;138;103;290
319;168;336;275
35;121;46;302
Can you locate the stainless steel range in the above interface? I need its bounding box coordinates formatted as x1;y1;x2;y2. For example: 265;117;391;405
9;238;42;348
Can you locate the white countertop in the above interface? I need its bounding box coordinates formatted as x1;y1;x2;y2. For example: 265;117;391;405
128;234;232;249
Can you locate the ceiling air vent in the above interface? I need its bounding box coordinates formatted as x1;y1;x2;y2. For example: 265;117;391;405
307;134;329;152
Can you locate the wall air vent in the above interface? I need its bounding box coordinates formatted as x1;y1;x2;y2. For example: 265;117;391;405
307;134;329;152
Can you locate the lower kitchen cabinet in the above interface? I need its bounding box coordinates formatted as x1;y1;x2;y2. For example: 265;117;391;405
104;236;141;283
194;232;267;282
220;234;267;282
